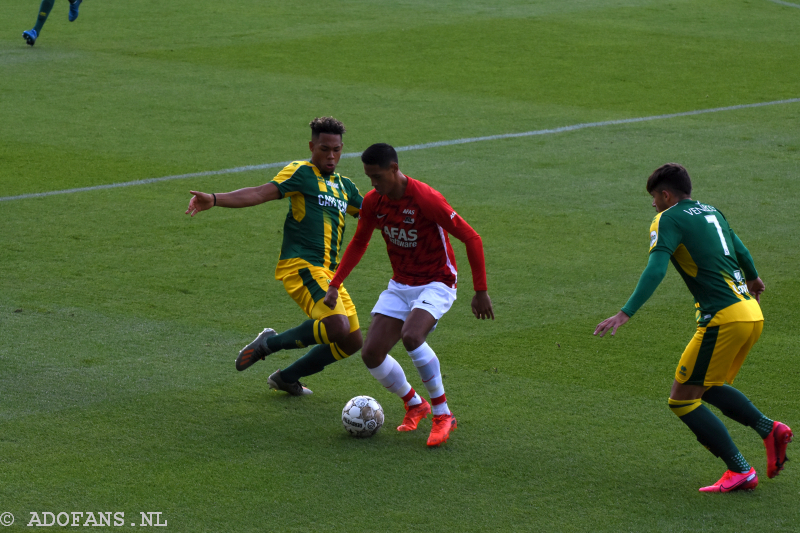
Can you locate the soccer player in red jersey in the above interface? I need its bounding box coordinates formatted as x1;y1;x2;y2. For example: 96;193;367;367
323;143;494;447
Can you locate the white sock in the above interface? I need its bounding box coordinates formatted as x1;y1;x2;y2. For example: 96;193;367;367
369;355;420;405
408;343;449;415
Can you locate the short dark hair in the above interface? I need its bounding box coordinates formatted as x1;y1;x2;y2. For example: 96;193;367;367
361;143;398;168
309;117;346;139
646;163;692;196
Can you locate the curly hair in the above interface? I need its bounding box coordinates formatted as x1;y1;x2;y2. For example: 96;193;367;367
309;117;346;139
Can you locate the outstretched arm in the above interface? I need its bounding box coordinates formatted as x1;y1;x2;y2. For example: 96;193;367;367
185;183;281;217
324;211;376;309
594;250;670;337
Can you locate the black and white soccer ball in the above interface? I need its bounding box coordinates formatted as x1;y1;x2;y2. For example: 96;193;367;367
342;395;384;438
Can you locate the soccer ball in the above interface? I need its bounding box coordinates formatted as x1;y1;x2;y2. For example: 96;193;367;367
342;396;384;438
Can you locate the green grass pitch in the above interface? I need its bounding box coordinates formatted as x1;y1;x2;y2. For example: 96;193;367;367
2;0;799;531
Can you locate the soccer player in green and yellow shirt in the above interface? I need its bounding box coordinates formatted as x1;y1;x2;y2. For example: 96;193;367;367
594;163;792;493
186;117;364;396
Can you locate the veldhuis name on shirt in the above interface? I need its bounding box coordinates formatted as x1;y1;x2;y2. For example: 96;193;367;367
682;203;718;216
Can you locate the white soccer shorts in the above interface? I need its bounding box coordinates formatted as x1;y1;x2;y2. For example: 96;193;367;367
371;280;457;324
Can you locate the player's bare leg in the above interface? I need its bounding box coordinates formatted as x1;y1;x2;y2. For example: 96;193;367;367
400;308;457;446
399;308;438;352
335;325;364;356
320;314;357;347
362;314;430;430
361;313;403;369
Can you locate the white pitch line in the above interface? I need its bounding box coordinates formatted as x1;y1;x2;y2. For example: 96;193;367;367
767;0;800;8
2;97;799;203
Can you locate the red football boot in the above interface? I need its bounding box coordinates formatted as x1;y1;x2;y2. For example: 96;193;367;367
699;468;758;493
397;399;431;431
763;421;793;479
427;413;457;447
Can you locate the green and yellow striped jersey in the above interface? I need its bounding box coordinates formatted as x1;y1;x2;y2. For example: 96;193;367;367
649;199;762;327
270;161;363;280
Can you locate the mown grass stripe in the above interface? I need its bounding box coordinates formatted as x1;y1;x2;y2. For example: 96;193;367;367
2;97;798;203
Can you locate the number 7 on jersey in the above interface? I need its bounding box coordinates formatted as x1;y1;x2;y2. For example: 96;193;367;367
705;215;730;256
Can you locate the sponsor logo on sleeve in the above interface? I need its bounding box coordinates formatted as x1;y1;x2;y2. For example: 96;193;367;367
650;230;658;247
